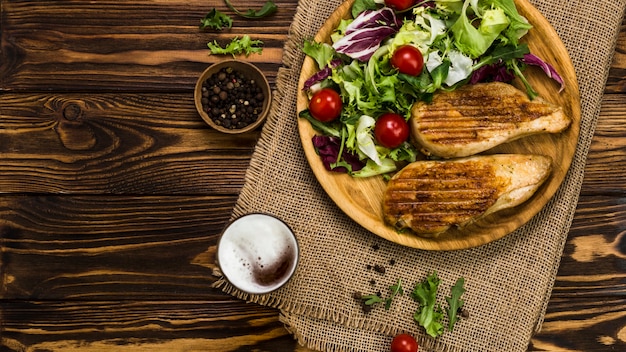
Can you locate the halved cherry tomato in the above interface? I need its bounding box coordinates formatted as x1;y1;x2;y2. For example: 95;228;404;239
374;113;410;149
308;88;342;122
391;45;424;76
390;333;418;352
384;0;416;11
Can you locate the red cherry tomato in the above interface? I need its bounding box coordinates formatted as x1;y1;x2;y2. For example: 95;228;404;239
374;113;410;149
391;45;424;76
391;333;418;352
385;0;417;11
308;88;342;122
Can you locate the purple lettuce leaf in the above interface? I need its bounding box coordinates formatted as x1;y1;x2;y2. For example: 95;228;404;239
470;61;515;84
303;59;343;91
332;7;400;62
522;53;565;92
312;135;364;173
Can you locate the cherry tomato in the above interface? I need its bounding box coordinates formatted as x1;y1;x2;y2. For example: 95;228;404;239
308;88;342;122
391;333;418;352
390;45;424;76
384;0;416;11
374;113;410;149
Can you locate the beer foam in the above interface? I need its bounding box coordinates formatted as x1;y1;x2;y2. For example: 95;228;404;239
217;213;299;294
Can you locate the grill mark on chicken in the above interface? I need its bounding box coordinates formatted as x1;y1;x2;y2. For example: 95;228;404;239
382;154;552;237
411;82;570;156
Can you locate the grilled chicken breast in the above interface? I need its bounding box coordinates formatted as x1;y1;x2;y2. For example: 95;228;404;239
411;82;570;158
382;154;552;237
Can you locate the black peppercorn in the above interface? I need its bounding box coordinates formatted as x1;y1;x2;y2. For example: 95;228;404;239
201;66;265;130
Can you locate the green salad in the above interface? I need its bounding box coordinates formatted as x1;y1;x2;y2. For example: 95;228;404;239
299;0;563;178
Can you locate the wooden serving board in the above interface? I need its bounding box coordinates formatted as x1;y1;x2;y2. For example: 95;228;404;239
296;0;581;250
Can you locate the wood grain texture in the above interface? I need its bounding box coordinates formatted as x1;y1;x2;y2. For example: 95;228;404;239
0;93;259;194
0;300;298;351
0;0;293;91
296;0;581;250
1;0;625;351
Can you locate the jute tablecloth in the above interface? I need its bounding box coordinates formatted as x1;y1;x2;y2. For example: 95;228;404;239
214;0;626;351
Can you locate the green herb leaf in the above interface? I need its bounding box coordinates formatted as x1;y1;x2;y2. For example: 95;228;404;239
411;272;445;338
224;0;277;19
362;294;384;306
207;35;263;57
200;8;233;31
472;44;530;71
351;0;378;18
330;127;353;172
298;110;341;138
510;61;539;100
385;278;404;310
445;277;465;331
303;40;336;70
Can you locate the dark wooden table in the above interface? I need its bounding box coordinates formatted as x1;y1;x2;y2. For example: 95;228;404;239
1;1;625;351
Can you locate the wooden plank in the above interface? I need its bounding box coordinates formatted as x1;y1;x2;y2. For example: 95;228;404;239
553;196;626;296
0;93;259;194
0;195;233;299
581;94;626;194
0;0;297;91
0;300;298;351
530;297;626;351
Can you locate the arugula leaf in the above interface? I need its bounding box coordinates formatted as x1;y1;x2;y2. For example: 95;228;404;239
472;44;530;71
224;0;277;19
200;8;233;31
330;127;352;172
445;277;465;331
207;35;263;56
411;272;445;338
298;110;341;138
385;278;404;310
510;61;539;100
359;279;404;310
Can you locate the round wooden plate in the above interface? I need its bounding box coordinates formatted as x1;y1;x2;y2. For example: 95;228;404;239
296;0;581;250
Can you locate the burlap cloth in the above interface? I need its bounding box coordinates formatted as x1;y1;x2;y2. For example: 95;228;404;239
213;0;626;351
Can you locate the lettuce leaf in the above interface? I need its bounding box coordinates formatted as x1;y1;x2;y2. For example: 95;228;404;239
450;0;509;58
412;272;445;338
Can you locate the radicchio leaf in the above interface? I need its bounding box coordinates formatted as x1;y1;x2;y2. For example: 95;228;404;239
522;53;565;92
303;59;343;91
470;61;515;84
332;8;400;62
312;135;364;173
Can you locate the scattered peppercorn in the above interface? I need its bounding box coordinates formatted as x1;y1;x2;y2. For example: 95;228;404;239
371;243;380;251
374;264;386;274
460;308;470;318
361;302;372;313
201;67;265;129
369;279;376;286
389;259;396;266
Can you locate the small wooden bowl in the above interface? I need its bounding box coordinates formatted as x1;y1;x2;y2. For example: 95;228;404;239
194;60;271;134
